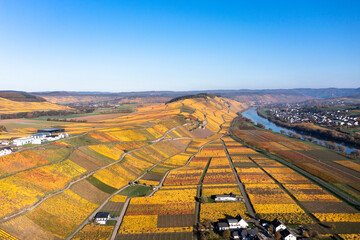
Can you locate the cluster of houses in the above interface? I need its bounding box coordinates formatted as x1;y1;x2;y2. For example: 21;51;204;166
215;217;297;240
12;128;69;146
269;108;359;127
211;192;297;240
215;214;258;240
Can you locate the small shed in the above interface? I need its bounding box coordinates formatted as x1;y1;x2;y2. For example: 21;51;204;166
214;192;240;202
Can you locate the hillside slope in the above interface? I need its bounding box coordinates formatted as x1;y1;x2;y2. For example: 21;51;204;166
0;97;71;115
0;91;46;102
0;95;246;239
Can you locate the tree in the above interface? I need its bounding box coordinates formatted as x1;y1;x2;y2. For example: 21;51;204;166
257;123;266;129
310;230;319;238
198;223;206;232
337;145;346;152
280;130;286;135
351;149;360;158
200;195;209;203
222;229;231;239
208;230;219;240
199;232;208;240
275;232;281;239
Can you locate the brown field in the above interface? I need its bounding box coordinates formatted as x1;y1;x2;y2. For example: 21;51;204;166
301;202;358;213
70;180;110;204
157;214;194;228
297;150;349;162
100;202;125;216
115;232;193;240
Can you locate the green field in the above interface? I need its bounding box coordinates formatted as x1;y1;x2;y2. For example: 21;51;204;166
119;185;153;198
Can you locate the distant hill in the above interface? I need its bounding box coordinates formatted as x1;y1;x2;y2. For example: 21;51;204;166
31;87;360;105
166;93;218;103
291;88;360;99
0;91;46;102
0;91;73;118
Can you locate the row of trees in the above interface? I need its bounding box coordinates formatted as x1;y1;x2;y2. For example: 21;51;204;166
46;118;88;123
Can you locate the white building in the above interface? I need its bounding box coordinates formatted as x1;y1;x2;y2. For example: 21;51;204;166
13;132;69;146
279;229;296;240
216;215;248;231
94;212;110;225
271;219;287;232
0;147;12;156
228;217;248;230
13;137;33;146
214;193;241;202
30;133;50;139
31;139;43;145
0;140;10;145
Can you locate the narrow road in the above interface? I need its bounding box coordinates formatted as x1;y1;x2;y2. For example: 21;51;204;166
68;136;193;239
109;198;131;240
66;185;131;240
221;139;255;218
1;124;186;224
110;137;219;240
221;139;273;239
70;132;199;239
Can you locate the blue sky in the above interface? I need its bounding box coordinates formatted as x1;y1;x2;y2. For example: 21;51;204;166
0;1;359;92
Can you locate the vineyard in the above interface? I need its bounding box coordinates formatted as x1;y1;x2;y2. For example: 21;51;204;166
0;96;359;239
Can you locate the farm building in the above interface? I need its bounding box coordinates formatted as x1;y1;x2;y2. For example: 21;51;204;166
37;128;65;134
13;132;69;146
0;140;10;145
30;133;51;144
0;147;12;156
279;229;296;240
271;219;287;232
13;137;33;146
214;192;241;202
216;215;248;231
30;133;51;139
94;212;110;225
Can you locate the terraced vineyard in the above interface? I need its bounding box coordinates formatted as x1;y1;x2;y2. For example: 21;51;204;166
0;96;359;239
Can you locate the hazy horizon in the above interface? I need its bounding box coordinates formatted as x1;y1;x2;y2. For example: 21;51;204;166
1;86;360;94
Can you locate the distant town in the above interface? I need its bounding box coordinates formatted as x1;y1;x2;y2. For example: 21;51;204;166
269;107;359;127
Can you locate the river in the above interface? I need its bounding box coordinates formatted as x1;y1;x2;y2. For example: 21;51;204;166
241;108;357;154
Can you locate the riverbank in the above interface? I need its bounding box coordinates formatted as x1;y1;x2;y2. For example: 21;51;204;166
241;108;358;154
257;108;360;149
